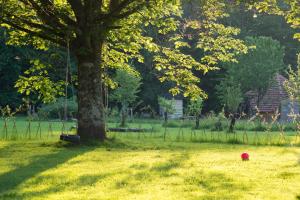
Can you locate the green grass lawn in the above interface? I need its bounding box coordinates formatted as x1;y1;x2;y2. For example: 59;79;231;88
0;134;300;200
0;118;300;199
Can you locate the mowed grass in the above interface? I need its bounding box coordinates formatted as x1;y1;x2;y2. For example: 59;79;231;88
0;134;300;200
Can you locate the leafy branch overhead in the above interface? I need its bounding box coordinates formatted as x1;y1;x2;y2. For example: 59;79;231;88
111;69;141;106
284;54;300;104
111;69;141;127
15;60;64;103
249;0;300;41
1;0;248;99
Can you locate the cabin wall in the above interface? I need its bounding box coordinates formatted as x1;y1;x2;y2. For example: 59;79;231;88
159;100;183;119
280;100;299;122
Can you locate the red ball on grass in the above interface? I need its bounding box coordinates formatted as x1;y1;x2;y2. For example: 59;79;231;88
241;152;249;161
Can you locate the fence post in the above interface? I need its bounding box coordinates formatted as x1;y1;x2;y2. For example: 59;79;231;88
25;119;31;139
3;118;8;140
12;119;18;140
243;130;248;144
36;120;42;139
48;121;53;138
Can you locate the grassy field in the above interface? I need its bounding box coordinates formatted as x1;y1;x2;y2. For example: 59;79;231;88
0;134;300;200
0;118;300;199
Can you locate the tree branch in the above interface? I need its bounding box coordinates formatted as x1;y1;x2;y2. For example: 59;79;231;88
0;18;66;46
67;0;84;24
38;0;78;27
3;12;66;38
109;0;134;15
98;0;147;22
112;3;145;19
19;0;67;30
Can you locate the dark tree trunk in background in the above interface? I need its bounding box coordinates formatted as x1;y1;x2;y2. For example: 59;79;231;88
120;106;127;127
164;111;168;123
75;40;106;141
228;113;236;133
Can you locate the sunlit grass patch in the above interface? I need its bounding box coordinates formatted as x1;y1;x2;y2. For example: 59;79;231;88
0;136;299;200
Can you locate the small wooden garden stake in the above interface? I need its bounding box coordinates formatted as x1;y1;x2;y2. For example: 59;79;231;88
190;128;195;141
36;120;42;139
2;118;8;140
202;129;207;141
163;126;167;141
11;118;18;140
243;130;248;144
254;130;259;145
278;124;286;144
48;121;53;138
25;120;32;139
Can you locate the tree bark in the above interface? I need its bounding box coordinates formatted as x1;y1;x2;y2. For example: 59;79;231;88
228;113;236;133
120;105;127;127
164;111;168;123
75;41;106;141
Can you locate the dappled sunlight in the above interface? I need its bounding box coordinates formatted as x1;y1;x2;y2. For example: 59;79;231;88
0;139;299;199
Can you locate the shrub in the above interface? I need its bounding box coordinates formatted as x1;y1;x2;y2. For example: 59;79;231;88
38;97;77;119
162;120;194;128
284;122;297;131
251;122;267;132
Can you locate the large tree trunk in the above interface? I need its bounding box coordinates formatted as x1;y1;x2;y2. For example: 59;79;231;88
75;41;106;141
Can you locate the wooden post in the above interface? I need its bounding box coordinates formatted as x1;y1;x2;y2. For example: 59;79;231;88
243;130;248;144
203;129;207;141
48;121;53;138
2;118;8;140
12;119;18;140
163;126;167;141
36;120;42;139
25;120;31;139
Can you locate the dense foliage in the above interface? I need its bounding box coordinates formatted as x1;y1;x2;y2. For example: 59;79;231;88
187;97;203;129
111;69;141;126
158;97;175;123
218;36;285;104
38;97;77;119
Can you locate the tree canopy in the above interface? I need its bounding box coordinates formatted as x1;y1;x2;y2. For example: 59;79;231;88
222;36;285;95
111;69;141;126
1;0;248;99
0;0;299;140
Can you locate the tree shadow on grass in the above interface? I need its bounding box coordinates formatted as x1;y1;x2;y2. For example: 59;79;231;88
86;138;192;151
9;173;111;200
0;138;177;199
0;142;96;198
184;170;250;199
114;152;190;192
150;153;189;175
113;152;249;199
